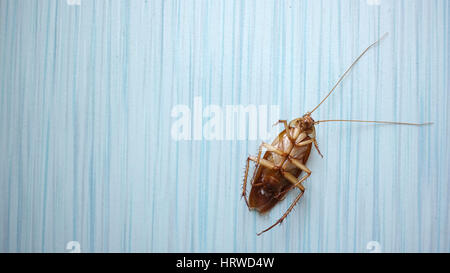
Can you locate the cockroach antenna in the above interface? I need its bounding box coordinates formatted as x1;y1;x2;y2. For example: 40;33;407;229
309;32;431;127
309;32;389;115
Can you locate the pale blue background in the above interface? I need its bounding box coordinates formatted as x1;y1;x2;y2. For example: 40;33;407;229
0;0;448;252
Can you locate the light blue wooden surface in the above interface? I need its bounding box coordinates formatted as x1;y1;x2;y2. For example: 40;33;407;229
0;0;448;253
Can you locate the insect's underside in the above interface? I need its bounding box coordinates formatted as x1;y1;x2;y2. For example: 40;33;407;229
241;33;430;236
243;117;321;235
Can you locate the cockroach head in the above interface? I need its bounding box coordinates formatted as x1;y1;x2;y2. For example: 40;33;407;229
297;113;314;130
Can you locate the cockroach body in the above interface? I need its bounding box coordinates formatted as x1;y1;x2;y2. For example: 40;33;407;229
247;120;313;213
242;33;431;236
243;114;320;235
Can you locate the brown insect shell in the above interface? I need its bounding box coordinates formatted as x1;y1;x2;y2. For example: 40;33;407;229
248;116;314;213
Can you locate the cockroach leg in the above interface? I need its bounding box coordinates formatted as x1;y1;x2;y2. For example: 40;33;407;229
287;156;312;189
262;142;288;157
256;143;263;164
310;127;324;158
295;139;314;147
251;157;279;170
292;172;310;190
288;157;312;173
242;142;270;207
313;139;323;158
282;171;306;191
274;120;295;143
257;189;305;236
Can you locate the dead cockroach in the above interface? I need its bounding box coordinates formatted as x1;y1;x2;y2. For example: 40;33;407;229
242;33;432;236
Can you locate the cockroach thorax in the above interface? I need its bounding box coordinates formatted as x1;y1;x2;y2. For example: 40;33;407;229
291;113;315;131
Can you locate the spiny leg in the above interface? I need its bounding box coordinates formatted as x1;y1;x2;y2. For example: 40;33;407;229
251;142;267;185
257;189;305;236
242;143;265;207
242;142;263;207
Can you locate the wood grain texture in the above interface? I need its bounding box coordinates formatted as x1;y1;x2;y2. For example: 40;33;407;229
0;0;448;252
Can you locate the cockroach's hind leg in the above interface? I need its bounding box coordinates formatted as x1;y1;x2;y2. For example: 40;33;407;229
257;189;305;236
